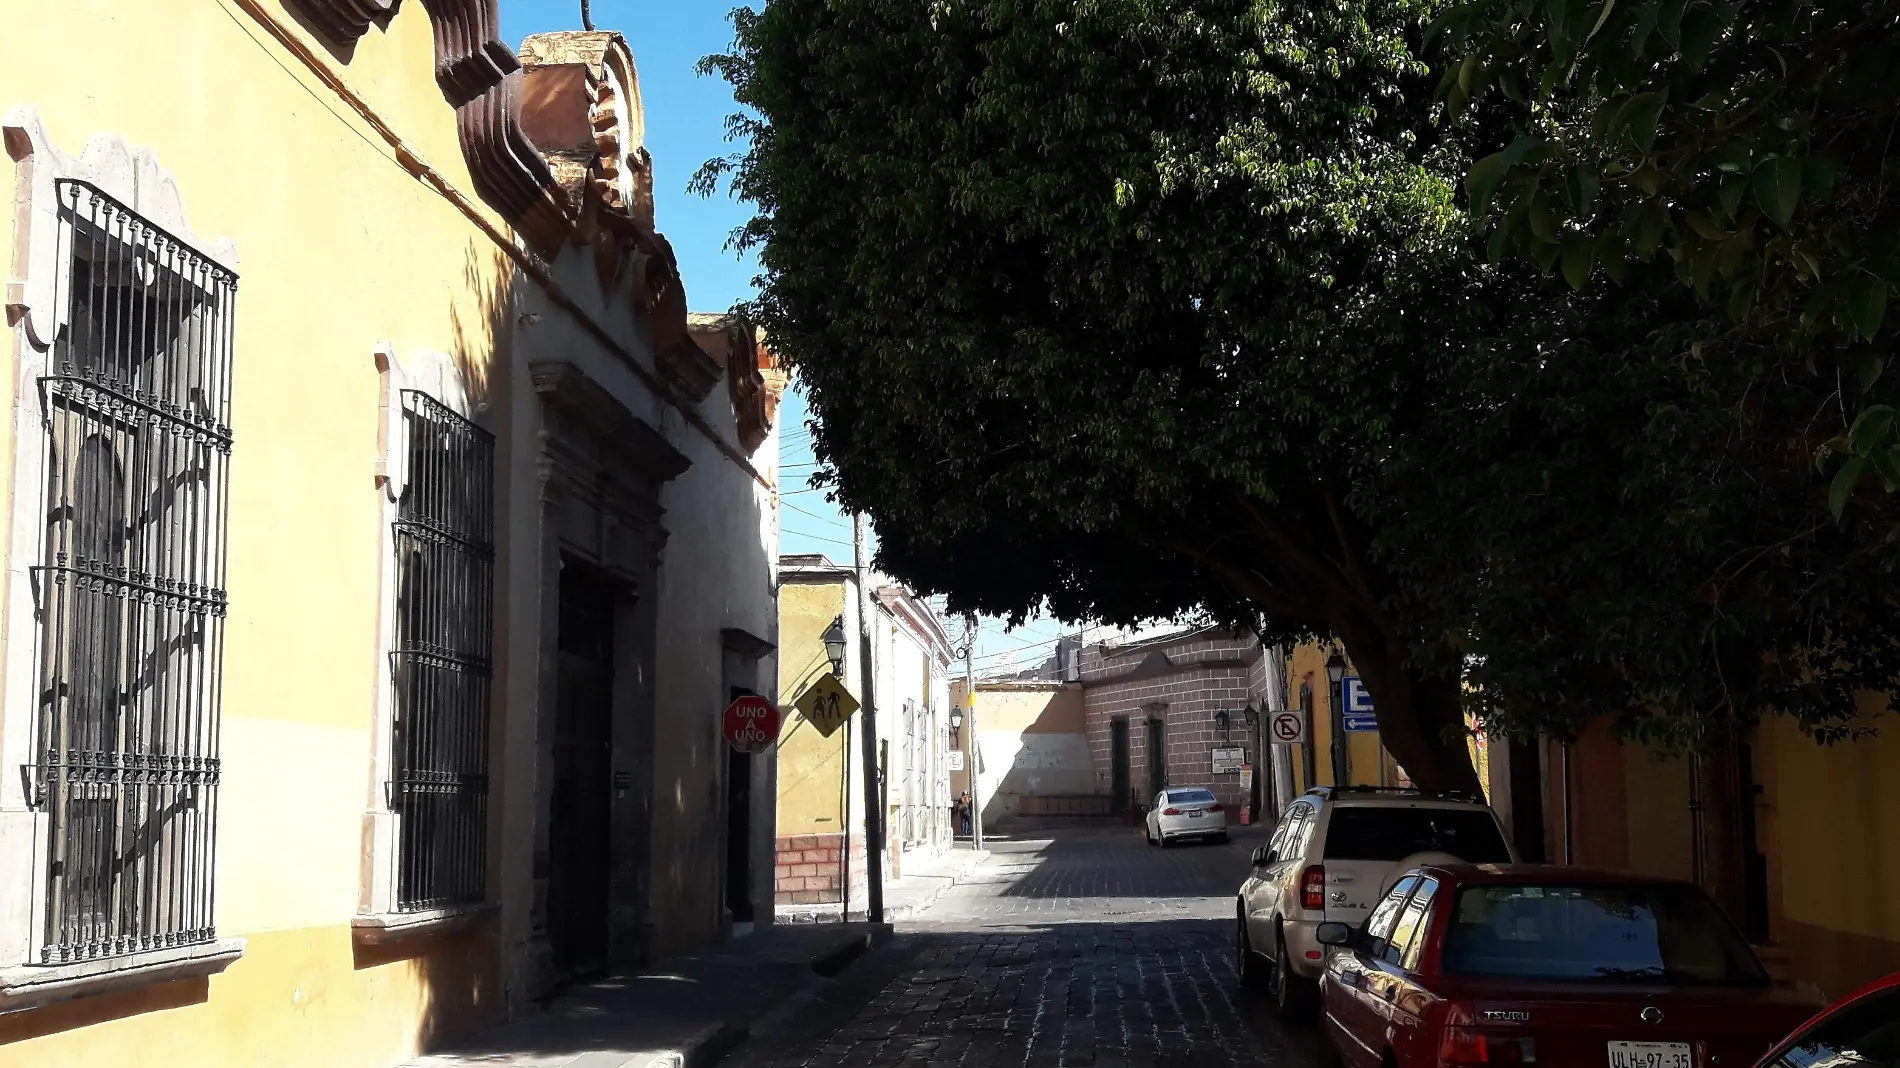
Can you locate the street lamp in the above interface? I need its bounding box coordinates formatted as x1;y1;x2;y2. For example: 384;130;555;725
822;616;847;676
1325;649;1349;787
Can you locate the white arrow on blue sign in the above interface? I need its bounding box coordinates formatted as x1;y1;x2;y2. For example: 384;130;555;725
1342;676;1378;732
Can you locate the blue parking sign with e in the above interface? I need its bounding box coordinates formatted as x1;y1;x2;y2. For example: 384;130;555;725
1342;677;1378;732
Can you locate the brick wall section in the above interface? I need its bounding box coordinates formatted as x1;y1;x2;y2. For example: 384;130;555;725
773;832;866;905
1080;630;1265;816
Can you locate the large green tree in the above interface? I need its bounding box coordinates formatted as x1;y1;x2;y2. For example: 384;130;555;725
700;0;1900;791
1437;0;1900;507
698;0;1498;793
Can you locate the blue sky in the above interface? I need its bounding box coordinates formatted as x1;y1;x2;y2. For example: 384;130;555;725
500;0;1074;671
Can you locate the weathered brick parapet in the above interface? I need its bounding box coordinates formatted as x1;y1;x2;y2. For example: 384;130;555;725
773;833;866;905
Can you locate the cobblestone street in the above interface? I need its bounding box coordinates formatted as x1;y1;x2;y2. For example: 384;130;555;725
728;826;1321;1068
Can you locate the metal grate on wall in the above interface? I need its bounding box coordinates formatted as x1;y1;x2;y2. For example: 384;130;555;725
389;390;495;911
31;178;236;963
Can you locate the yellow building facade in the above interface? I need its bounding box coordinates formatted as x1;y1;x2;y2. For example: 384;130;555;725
1281;642;1399;792
773;557;952;911
1547;711;1900;1001
0;2;783;1065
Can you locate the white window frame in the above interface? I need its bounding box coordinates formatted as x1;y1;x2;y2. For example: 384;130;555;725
352;345;498;941
0;106;244;1012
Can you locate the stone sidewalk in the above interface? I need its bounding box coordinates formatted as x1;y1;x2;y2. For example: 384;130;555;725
403;922;892;1068
776;842;991;925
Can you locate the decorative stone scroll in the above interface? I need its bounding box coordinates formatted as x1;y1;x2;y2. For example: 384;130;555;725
686;314;783;457
517;31;653;231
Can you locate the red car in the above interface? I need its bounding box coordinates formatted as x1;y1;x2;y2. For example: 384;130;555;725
1753;970;1899;1068
1314;865;1826;1068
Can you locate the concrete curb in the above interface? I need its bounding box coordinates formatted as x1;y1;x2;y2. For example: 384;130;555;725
628;924;894;1068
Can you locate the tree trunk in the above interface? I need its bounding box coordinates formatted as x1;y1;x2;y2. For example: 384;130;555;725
1335;623;1481;797
1200;492;1482;798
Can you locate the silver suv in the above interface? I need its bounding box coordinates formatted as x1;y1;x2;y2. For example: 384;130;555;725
1235;786;1516;1019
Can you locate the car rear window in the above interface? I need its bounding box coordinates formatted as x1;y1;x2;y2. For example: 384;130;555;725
1321;807;1511;863
1166;789;1215;804
1442;884;1770;986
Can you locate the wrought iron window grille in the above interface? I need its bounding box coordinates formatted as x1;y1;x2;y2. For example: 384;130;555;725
26;179;237;964
387;390;495;912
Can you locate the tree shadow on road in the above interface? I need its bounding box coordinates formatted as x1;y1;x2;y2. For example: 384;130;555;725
992;829;1263;900
725;918;1324;1068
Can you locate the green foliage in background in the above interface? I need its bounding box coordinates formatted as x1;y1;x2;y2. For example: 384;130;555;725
699;0;1900;778
1438;0;1900;513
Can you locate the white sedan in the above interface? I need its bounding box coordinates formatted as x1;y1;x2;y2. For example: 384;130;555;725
1144;787;1229;847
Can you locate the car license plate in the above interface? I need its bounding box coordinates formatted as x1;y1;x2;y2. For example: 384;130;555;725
1607;1042;1692;1068
1187;810;1203;818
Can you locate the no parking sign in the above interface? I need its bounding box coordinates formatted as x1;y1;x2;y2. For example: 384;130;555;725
1269;709;1306;745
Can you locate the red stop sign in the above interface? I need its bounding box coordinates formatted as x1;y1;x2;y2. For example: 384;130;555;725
723;695;782;754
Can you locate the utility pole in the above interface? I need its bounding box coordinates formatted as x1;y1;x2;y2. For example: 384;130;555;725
963;614;983;852
853;513;884;923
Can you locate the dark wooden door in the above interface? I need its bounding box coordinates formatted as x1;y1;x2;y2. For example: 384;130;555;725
1146;718;1166;795
726;687;754;924
1110;719;1130;812
548;565;614;980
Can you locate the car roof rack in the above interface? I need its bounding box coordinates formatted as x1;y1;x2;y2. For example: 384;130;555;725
1302;784;1490;805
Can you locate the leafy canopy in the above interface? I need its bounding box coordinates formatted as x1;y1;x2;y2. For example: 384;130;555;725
700;0;1900;768
1437;0;1900;512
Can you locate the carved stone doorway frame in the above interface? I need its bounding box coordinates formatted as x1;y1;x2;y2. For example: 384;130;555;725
524;361;687;994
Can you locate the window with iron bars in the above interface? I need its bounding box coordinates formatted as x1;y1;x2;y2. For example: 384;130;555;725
31;179;236;964
389;391;494;911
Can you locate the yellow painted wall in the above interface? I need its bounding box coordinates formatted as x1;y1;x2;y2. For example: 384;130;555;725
973;685;1084;735
1289;642;1390;787
1757;706;1900;998
949;678;972;797
776;580;852;836
1621;746;1695;883
0;0;512;1063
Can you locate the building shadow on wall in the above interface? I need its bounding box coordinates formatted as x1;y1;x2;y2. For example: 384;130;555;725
352;920;504;1055
0;249;520;1060
348;241;515;1060
0;976;210;1047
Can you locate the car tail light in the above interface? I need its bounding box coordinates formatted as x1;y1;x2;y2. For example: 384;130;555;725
1439;1027;1536;1067
1301;865;1326;911
1163;807;1182;816
1207;803;1223;812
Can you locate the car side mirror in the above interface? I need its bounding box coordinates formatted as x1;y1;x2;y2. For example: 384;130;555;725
1315;922;1355;948
1251;846;1271;867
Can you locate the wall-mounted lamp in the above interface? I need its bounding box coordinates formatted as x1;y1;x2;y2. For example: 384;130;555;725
1213;709;1231;735
949;708;964;729
1325;650;1348;687
822;616;848;676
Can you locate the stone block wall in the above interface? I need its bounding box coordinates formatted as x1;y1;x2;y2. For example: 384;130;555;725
1080;632;1263;814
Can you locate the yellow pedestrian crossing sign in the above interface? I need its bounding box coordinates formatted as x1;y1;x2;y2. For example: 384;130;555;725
794;674;859;738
